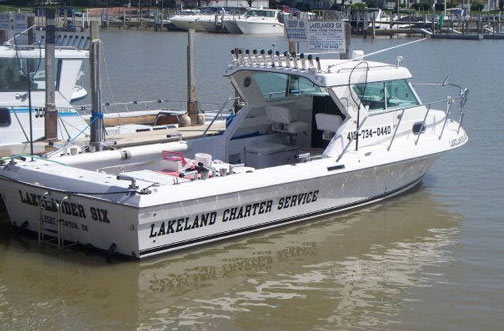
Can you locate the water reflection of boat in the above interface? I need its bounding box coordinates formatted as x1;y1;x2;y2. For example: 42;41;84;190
0;187;461;329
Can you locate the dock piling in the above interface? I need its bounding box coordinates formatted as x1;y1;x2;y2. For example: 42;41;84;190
44;9;58;141
186;29;201;126
89;21;105;148
0;30;7;45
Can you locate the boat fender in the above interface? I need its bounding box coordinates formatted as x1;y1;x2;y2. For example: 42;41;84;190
120;150;131;160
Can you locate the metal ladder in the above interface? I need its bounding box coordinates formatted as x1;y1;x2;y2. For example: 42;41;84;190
38;192;71;250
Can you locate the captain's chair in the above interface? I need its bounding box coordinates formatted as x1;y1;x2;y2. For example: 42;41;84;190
315;113;343;141
265;105;309;144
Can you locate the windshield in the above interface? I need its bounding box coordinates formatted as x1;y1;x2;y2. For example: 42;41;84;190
0;58;61;92
252;72;326;100
352;79;420;112
246;10;276;18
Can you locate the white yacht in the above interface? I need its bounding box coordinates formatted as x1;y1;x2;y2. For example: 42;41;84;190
232;9;285;34
170;7;225;32
0;45;90;146
0;49;469;259
195;7;248;33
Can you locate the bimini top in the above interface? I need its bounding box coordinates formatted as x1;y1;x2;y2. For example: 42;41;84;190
225;50;412;87
0;45;88;59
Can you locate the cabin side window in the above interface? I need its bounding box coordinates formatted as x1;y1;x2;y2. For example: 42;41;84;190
352;79;420;112
253;72;324;100
0;58;61;92
0;108;11;127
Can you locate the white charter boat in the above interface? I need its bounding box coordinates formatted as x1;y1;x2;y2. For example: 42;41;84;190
0;49;469;259
232;9;285;34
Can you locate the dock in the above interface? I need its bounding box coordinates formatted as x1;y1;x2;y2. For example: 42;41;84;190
0;121;225;158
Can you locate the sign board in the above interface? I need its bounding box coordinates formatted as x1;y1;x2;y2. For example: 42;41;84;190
14;13;27;30
284;19;307;42
0;13;10;29
307;21;345;52
284;19;346;53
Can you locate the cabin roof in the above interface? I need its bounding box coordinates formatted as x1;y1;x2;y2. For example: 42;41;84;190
225;58;413;87
0;46;88;59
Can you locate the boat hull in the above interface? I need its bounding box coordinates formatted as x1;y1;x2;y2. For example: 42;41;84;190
0;154;438;259
223;20;242;34
234;20;284;34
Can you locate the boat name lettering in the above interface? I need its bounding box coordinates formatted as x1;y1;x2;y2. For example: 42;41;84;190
309;22;337;29
18;190;110;223
148;190;320;239
149;212;217;238
347;126;392;141
449;133;467;147
222;200;273;222
278;190;319;210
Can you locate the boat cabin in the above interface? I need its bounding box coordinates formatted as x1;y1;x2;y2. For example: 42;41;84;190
180;51;422;170
56;50;432;183
0;45;89;145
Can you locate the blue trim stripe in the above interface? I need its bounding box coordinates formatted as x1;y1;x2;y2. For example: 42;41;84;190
9;108;80;117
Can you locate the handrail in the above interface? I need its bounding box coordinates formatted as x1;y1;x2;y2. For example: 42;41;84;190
56;196;71;249
38;191;50;244
336;116;368;162
386;87;468;151
387;107;407;151
415;104;431;145
203;97;240;136
438;97;455;140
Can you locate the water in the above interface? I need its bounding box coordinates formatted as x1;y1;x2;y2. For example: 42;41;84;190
1;31;504;330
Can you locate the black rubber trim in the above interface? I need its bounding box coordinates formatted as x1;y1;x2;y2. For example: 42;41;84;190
140;176;423;256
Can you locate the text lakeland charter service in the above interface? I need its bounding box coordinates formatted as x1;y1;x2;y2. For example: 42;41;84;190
149;190;320;238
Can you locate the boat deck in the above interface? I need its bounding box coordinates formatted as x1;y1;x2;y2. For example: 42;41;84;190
0;122;225;158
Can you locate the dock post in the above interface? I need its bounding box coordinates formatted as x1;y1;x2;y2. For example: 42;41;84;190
89;21;105;149
0;30;7;44
371;12;376;39
363;11;368;39
106;8;110;29
186;29;202;126
160;0;164;31
27;16;35;45
45;8;58;141
356;12;361;35
342;22;351;59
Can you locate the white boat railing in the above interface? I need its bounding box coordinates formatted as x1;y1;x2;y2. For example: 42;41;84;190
386;85;468;150
76;99;224;116
203;97;241;136
337;82;469;162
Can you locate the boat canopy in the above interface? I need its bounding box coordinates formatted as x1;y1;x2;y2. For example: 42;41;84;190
0;45;88;60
